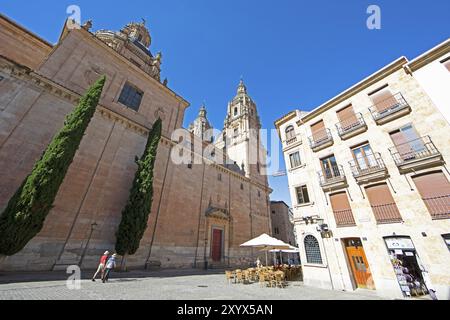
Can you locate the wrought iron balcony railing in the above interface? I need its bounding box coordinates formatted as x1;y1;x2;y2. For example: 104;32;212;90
349;153;387;178
370;203;403;224
332;209;356;227
309;128;333;150
388;136;441;166
369;92;410;121
285;136;298;145
421;194;450;220
318;165;346;187
336;113;366;137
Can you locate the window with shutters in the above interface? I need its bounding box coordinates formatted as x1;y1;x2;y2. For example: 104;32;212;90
295;185;310;205
289;151;301;169
412;171;450;220
365;183;402;224
118;82;143;111
309;120;333;150
336;105;365;135
330;192;356;227
304;235;322;264
368;85;410;122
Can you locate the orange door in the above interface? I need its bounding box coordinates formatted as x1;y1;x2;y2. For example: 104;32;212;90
345;239;375;289
211;229;223;262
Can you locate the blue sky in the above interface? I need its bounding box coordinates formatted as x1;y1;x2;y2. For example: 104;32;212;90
1;0;449;207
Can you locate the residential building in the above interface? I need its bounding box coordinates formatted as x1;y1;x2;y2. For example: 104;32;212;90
275;39;450;299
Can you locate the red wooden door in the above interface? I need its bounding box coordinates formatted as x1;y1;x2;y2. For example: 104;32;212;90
211;229;223;262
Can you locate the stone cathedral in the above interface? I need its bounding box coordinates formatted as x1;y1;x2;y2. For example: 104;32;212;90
0;15;272;271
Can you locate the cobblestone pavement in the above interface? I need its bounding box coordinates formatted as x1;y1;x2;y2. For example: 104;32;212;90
0;269;383;300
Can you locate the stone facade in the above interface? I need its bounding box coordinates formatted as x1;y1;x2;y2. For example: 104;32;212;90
275;41;450;300
0;16;271;271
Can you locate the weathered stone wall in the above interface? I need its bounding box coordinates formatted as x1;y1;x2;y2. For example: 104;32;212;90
0;15;52;70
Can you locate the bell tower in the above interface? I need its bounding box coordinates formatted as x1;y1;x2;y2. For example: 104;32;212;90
217;79;267;185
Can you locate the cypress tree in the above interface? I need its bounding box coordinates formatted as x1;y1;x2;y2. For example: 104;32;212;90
0;76;106;256
115;118;162;257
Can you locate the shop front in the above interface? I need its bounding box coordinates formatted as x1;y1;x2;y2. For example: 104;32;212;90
384;236;429;298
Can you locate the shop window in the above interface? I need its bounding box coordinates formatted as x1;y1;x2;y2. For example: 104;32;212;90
118;82;143;111
304;235;322;264
384;236;429;298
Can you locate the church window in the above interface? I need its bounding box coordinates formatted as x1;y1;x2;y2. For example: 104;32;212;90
304;235;323;264
218;173;222;181
240;183;244;190
233;128;238;137
118;82;143;111
234;107;238;116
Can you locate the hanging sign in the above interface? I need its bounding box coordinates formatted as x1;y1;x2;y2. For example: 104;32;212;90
385;237;415;250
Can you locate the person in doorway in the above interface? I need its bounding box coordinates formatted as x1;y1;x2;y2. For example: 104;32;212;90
102;253;117;283
92;251;109;282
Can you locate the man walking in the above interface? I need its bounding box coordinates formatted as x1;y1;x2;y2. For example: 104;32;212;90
102;253;117;283
92;251;109;282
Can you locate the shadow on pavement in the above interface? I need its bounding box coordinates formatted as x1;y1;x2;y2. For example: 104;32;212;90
0;268;229;285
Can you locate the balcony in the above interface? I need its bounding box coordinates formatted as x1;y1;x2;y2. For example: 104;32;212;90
335;113;367;140
283;135;302;151
349;153;389;184
369;92;411;125
309;128;333;152
333;209;356;227
318;165;348;191
371;203;403;224
389;136;444;173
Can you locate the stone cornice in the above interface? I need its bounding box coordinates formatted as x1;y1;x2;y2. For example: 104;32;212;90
406;38;450;72
0;14;53;49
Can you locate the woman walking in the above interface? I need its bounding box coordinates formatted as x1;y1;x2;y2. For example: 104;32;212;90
92;251;109;282
102;253;117;283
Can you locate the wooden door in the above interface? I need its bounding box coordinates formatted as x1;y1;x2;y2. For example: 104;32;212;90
211;229;223;262
344;239;375;289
